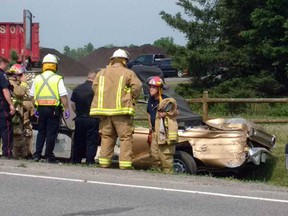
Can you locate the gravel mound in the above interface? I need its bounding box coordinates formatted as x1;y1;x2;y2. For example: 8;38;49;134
40;45;166;77
78;44;167;71
40;48;90;77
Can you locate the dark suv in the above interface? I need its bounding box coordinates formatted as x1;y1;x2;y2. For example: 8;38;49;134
156;58;178;78
127;54;166;68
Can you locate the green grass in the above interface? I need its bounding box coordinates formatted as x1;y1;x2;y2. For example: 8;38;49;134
253;124;288;187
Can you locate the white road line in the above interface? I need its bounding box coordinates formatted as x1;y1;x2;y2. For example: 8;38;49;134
1;171;287;204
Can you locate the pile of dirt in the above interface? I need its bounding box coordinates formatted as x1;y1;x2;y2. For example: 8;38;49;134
40;45;166;76
78;44;167;71
40;48;90;77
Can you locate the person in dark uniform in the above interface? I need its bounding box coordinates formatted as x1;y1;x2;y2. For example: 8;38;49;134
0;56;16;158
70;71;100;164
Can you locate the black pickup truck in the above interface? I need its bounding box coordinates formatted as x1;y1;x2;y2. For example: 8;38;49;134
127;54;166;69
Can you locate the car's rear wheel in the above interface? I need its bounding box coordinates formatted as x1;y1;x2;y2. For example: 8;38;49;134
174;151;197;174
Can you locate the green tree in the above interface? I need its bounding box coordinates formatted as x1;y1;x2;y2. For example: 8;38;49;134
153;37;177;54
8;50;19;68
160;0;220;79
84;42;94;53
160;0;288;97
104;44;116;48
63;43;95;60
218;0;288;95
63;46;71;56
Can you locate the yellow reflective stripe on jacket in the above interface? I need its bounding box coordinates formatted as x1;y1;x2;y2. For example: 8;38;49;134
116;76;124;109
99;157;111;165
20;82;28;88
124;86;131;93
12;98;22;104
90;107;135;116
119;160;132;168
168;132;178;140
98;76;105;108
36;99;58;105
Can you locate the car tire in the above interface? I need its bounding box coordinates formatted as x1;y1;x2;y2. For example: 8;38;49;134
285;144;288;155
174;151;197;174
177;70;184;78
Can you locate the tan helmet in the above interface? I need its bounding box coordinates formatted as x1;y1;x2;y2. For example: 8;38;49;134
110;49;129;60
42;54;58;64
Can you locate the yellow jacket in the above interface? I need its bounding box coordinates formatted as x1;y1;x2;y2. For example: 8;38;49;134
8;77;29;116
155;98;179;145
90;64;142;116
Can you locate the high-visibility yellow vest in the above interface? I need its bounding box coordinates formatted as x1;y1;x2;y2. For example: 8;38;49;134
34;71;61;106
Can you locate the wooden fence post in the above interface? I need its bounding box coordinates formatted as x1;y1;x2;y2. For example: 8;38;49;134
203;91;208;122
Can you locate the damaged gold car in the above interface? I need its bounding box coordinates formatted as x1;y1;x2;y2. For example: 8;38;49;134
132;118;275;174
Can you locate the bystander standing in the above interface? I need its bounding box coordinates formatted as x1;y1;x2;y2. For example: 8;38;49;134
70;71;100;165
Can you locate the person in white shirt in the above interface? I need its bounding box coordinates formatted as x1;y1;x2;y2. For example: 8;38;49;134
29;54;70;163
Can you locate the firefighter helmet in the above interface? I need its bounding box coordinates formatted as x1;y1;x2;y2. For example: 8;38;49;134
110;49;129;60
148;76;164;87
42;54;58;64
8;64;26;74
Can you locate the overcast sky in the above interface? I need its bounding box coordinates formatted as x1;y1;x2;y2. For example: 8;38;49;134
0;0;187;52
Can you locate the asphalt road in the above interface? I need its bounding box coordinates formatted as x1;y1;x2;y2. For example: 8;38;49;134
0;159;287;216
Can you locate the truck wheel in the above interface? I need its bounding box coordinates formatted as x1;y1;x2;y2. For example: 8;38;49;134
174;151;197;174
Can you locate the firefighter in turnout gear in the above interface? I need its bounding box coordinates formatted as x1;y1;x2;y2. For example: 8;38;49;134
30;54;70;163
147;76;179;174
22;67;36;158
90;49;142;169
7;64;29;158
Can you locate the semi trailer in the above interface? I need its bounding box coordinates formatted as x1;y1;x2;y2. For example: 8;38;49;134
0;21;40;67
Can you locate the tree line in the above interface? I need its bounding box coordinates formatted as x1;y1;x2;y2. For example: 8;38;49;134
160;0;288;98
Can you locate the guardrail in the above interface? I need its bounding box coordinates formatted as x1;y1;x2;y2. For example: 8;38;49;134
186;91;288;123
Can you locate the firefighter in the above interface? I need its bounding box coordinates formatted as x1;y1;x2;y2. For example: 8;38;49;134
30;54;70;163
22;100;34;158
147;76;179;173
6;64;29;159
90;49;142;169
22;66;36;159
